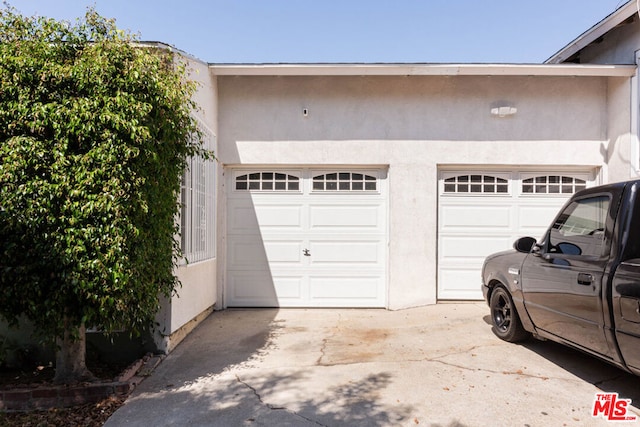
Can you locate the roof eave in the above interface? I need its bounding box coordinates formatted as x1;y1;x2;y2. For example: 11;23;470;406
210;63;636;77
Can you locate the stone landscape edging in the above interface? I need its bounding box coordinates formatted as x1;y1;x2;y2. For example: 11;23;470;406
0;353;164;412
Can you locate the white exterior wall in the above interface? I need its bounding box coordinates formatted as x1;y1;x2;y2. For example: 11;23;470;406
216;74;612;309
574;18;640;181
607;76;638;182
218;75;607;142
156;56;219;352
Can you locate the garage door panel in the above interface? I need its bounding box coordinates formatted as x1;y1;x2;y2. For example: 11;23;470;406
228;237;304;268
255;204;303;229
438;268;483;300
227;168;387;308
228;238;270;269
271;276;305;300
517;204;566;237
229;273;278;302
440;236;512;259
264;241;305;264
438;170;594;301
228;202;303;233
440;204;512;229
228;205;260;232
309;240;382;265
309;204;383;229
228;273;304;306
309;275;384;306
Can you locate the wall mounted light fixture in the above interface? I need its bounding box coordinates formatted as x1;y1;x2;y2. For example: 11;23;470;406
491;106;517;117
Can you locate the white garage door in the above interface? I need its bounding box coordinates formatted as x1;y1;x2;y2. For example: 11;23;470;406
226;168;387;307
438;170;595;300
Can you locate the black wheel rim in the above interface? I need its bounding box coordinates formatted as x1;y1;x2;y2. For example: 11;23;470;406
492;292;511;332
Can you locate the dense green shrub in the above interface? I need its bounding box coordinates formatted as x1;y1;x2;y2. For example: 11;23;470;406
0;6;211;381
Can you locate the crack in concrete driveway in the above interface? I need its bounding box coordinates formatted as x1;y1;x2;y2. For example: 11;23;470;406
105;305;640;427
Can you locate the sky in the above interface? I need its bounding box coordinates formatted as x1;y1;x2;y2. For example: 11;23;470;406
4;1;635;64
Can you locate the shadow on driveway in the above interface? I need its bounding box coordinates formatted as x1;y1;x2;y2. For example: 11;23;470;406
105;308;423;427
482;314;639;407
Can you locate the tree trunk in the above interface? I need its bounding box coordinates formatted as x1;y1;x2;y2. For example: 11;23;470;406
53;319;95;384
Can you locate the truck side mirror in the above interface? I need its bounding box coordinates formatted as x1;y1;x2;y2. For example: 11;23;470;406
514;236;537;253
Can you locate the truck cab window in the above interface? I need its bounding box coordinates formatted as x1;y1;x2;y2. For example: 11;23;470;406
549;196;609;257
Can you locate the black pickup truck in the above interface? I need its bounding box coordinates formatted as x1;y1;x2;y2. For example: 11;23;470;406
482;179;640;375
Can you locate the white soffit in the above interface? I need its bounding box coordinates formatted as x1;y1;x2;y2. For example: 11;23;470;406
545;0;637;64
210;63;635;77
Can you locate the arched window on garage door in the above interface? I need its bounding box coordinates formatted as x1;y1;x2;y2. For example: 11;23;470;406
522;175;587;195
443;174;509;194
312;172;377;191
235;172;300;191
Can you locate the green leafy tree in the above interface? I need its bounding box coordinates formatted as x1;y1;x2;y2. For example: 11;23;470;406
0;5;211;383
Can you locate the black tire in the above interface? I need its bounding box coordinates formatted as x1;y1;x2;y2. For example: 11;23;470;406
489;286;529;342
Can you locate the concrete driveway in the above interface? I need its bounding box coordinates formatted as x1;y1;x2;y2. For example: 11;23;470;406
105;303;639;426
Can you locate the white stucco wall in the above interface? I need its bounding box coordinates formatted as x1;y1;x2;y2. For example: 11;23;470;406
156;55;219;351
607;76;638;182
218;75;607;143
572;18;640;182
216;74;613;309
173;259;216;330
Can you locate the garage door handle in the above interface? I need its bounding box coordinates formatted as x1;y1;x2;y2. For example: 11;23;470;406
303;249;311;256
577;273;593;285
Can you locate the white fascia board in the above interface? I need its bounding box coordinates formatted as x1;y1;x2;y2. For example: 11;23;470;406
210;63;636;77
136;41;210;66
545;1;637;64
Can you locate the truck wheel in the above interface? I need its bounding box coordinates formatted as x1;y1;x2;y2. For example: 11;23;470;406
489;286;529;342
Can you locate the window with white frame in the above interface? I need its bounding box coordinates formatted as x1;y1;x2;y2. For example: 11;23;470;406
180;119;216;264
443;174;508;194
235;172;300;191
522;175;586;195
312;172;377;191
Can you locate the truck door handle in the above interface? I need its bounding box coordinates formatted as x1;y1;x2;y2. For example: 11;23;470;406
577;273;593;285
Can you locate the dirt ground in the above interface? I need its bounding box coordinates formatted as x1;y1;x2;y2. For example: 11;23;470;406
0;396;125;426
0;357;132;426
